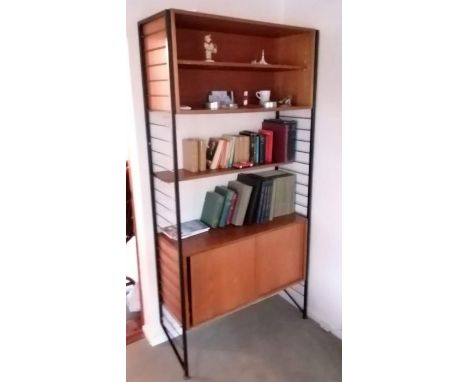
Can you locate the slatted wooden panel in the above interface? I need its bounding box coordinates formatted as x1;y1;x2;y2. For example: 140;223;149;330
142;15;172;111
158;236;192;326
142;17;165;35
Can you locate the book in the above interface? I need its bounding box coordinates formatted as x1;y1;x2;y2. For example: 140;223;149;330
257;170;291;220
237;173;264;225
200;191;225;228
218;138;230;169
208;139;225;170
240;135;250;162
258;134;265;164
262;170;296;217
239;131;259;164
262;119;297;162
214;186;235;227
261;120;288;163
255;178;273;223
226;191;238;225
222;135;237;168
206;138;218;169
259;129;273;164
162;219;210;240
227;180;253;226
198;139;207;171
182;138;199;173
261;179;274;223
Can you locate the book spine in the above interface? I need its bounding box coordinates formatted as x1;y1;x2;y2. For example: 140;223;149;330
266;134;272;163
255;180;266;223
226;192;237;225
259;135;265;164
287;122;297;162
260;181;269;223
254;135;259;164
198;139;207;171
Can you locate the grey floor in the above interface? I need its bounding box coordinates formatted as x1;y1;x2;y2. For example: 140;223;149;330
127;296;341;382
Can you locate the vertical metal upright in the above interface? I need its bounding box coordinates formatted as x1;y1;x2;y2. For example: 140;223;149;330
279;30;319;319
138;9;190;378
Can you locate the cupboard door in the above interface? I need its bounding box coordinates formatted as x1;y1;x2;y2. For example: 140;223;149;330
255;222;306;296
190;238;256;326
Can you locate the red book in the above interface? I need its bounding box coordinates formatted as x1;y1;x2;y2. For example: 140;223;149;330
261;122;288;163
226;191;238;225
259;129;273;164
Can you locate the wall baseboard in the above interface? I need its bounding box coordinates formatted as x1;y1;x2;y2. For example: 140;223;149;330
142;324;167;347
279;292;342;339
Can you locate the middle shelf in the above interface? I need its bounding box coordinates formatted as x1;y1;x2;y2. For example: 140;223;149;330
154;161;289;183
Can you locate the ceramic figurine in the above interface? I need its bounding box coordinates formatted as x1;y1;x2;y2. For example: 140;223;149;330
204;34;217;62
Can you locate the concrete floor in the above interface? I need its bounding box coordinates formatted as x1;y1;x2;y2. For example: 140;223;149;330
127;296;341;382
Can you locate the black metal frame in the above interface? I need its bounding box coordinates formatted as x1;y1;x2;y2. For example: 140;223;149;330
138;10;190;378
138;10;319;379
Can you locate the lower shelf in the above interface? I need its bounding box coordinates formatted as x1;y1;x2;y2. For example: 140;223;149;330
181;213;307;257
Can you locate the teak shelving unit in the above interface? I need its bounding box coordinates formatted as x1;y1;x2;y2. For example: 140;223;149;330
138;9;318;378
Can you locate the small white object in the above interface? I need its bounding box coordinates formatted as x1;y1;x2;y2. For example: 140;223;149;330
126;282;141;312
258;49;268;65
256;90;271;104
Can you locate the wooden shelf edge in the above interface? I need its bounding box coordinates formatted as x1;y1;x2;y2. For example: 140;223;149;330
158;213;307;257
154;162;291;183
178;59;305;71
176;105;311;115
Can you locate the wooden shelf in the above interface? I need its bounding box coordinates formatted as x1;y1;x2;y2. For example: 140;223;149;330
154;162;289;183
178;59;304;71
159;213;307;257
177;105;311;114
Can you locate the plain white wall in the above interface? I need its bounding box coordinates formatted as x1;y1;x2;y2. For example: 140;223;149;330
127;0;342;343
281;0;342;338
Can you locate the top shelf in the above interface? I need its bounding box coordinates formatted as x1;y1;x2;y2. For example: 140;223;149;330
173;9;315;37
178;59;305;72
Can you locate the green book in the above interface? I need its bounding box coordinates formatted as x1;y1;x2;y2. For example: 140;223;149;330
257;170;291;220
200;191;225;228
214;186;235;227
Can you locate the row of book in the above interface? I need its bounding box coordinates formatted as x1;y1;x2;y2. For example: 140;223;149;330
182;119;297;172
200;170;296;228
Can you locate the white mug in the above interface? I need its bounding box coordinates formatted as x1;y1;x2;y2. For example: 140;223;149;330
256;90;271;104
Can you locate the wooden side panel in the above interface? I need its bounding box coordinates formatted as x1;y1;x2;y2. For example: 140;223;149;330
148;80;170;95
190;238;256;325
148;95;171;110
142;15;173;111
143;18;166;35
144;30;167;51
273;32;314;107
147;64;170;81
255;221;306;296
158;236;190;326
146;49;168;65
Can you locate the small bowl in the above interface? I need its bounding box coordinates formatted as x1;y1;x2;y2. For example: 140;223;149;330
205;101;220;110
263;101;277;109
221;103;238;109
